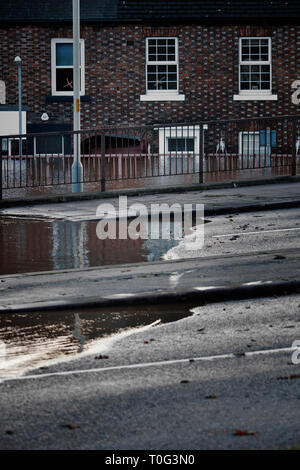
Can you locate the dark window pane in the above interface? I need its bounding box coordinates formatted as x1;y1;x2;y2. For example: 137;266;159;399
168;65;177;73
240;82;249;89
158;39;167;46
10;139;27;156
56;68;73;91
168;73;177;81
158;81;167;90
148;65;156;73
261;82;270;89
168;82;177;90
158;65;167;73
240;65;249;73
148;39;156;46
147;82;156;90
168;138;194;152
56;43;73;66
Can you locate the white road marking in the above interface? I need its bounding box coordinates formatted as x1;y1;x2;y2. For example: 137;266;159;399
213;227;300;238
194;286;225;291
242;280;273;286
0;346;297;384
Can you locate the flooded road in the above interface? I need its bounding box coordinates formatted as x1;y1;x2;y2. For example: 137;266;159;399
0;303;196;378
0;217;179;275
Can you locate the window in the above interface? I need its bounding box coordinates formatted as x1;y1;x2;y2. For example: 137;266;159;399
168;137;195;152
1;138;26;156
234;38;277;100
147;38;178;91
159;126;205;154
34;135;64;155
51;39;85;96
140;38;185;101
238;130;276;157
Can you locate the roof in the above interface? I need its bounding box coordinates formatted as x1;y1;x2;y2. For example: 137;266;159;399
0;0;299;23
0;0;118;23
119;0;300;20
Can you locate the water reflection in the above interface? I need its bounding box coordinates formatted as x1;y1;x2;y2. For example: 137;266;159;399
0;217;179;275
0;303;195;378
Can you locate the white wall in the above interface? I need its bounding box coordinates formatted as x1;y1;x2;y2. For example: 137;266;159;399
0;111;26;136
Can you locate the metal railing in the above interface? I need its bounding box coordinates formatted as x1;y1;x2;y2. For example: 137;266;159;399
1;115;299;199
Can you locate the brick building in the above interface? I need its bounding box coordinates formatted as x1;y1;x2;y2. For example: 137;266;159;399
0;0;299;153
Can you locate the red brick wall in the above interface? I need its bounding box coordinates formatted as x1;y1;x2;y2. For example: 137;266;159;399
0;23;299;128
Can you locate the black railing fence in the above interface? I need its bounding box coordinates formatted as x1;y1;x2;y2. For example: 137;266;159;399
1;115;300;199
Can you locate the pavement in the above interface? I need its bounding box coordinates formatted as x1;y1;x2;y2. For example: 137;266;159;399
1;180;300;221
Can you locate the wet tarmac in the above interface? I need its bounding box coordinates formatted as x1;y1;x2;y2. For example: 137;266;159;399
0;303;196;378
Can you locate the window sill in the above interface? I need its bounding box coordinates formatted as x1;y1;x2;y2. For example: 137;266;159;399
233;94;278;101
140;93;185;102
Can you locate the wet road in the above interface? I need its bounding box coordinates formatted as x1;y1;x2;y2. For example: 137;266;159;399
0;294;300;450
0;303;194;379
0;217;178;275
164;207;300;260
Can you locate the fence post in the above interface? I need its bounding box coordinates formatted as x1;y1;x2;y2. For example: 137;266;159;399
199;124;204;184
0;137;2;200
101;132;106;192
292;117;297;176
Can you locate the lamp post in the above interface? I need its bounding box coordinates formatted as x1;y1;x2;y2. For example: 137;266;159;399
71;0;82;192
14;56;22;157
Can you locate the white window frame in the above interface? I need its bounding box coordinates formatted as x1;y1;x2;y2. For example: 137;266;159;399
140;37;185;101
238;131;271;157
34;135;64;156
159;126;207;155
51;38;85;96
234;37;277;101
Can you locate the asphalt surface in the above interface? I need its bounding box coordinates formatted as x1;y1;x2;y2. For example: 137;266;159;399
0;294;300;450
164;207;300;260
1;181;300;221
1;207;300;312
1;182;300;450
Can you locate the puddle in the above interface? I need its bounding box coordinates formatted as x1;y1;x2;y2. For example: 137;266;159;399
0;303;195;379
0;217;182;275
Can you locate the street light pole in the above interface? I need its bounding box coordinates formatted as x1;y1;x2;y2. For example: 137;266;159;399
14;56;22;157
72;0;82;192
